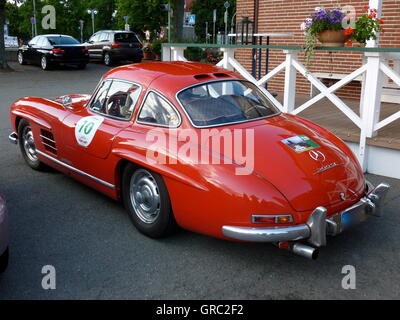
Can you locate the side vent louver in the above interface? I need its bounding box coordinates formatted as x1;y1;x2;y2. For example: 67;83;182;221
40;129;57;155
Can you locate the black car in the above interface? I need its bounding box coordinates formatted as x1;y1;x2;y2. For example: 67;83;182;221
18;34;89;70
85;30;143;66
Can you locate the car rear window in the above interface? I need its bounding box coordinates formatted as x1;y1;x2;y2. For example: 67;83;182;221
47;36;80;45
177;80;280;127
114;33;139;43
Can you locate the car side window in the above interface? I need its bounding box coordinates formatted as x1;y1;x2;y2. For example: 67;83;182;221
90;80;112;114
29;36;39;46
138;92;180;127
104;81;141;119
37;37;45;47
99;32;109;42
90;33;100;42
41;37;50;47
90;80;141;120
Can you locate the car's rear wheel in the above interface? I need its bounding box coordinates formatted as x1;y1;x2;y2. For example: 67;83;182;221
18;119;46;171
18;51;26;65
0;247;9;273
103;52;113;66
41;55;52;70
122;164;177;238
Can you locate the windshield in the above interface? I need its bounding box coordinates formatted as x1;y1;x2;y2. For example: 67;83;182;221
114;33;139;43
47;36;80;45
177;80;279;127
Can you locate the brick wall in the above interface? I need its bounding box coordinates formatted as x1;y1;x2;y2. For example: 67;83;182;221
235;0;400;100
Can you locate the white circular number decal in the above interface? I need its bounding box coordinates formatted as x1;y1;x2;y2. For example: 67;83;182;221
75;116;104;147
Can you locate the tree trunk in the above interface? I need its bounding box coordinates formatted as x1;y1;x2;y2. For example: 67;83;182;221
0;0;11;70
172;0;185;42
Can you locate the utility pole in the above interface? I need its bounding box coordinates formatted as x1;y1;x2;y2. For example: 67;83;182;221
32;0;37;36
205;21;208;44
224;2;230;44
87;9;98;35
79;20;84;43
213;9;216;44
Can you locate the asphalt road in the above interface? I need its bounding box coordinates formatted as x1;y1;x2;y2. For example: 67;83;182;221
0;62;399;300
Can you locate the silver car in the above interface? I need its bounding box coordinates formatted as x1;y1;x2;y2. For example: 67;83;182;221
0;193;9;273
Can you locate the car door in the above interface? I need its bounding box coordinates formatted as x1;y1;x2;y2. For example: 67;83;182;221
87;33;100;58
24;36;39;62
92;32;105;58
59;79;142;182
98;32;111;54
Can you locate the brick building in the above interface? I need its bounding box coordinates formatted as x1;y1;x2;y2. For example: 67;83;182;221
235;0;400;99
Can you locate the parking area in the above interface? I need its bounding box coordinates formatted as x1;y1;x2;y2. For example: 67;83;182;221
0;62;399;299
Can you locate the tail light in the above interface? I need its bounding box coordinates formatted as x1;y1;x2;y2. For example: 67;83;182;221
252;214;293;224
52;48;65;54
111;43;122;48
81;48;89;53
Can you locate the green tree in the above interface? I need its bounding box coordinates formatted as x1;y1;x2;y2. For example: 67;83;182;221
191;0;236;41
115;0;167;39
171;0;184;41
0;0;10;69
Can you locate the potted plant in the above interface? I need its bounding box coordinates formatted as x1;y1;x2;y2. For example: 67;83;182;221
143;43;153;60
344;6;383;47
302;6;383;66
151;39;166;61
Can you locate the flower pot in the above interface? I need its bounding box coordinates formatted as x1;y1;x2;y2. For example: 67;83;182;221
143;51;153;60
318;30;350;47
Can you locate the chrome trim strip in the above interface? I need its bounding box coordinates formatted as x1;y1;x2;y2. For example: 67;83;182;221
40;135;56;144
222;225;310;242
8;132;18;145
175;79;281;129
36;150;115;189
41;142;57;151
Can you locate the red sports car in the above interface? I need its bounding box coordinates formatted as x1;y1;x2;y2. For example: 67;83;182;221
9;62;389;259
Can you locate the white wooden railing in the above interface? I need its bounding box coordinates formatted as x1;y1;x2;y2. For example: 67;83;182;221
162;44;400;172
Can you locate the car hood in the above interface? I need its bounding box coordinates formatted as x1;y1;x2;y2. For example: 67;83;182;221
214;115;365;212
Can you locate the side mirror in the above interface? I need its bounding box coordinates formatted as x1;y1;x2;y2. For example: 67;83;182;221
60;95;73;109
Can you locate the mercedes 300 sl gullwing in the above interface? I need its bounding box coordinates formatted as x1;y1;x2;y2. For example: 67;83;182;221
9;62;389;259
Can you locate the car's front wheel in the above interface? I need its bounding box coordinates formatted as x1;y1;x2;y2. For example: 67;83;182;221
18;119;46;171
122;164;177;238
18;51;26;65
0;248;9;273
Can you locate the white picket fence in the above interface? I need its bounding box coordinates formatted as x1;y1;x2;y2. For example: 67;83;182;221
162;44;400;174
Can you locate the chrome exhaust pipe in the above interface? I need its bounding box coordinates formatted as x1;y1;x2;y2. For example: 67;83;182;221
291;243;319;260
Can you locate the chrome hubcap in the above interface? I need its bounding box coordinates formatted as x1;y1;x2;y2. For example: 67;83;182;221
18;53;23;64
22;126;38;162
104;54;110;65
130;169;160;224
41;56;47;69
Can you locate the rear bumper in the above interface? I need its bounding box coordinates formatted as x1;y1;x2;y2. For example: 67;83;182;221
48;56;89;65
222;182;390;247
110;49;143;61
